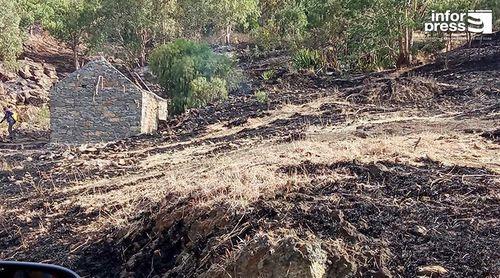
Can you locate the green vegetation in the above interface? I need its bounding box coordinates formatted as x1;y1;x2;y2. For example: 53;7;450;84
0;0;23;68
255;90;269;104
97;0;178;66
3;0;498;71
0;0;496;106
149;39;233;115
262;69;276;81
41;0;101;70
292;49;324;71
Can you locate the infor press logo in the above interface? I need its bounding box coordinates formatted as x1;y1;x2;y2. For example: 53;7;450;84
425;10;493;34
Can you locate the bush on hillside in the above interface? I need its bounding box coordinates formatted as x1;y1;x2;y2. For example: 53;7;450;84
0;0;23;68
254;90;269;104
292;49;325;71
149;39;234;115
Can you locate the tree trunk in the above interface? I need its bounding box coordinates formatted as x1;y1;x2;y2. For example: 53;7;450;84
396;1;413;68
444;33;451;70
396;36;409;68
73;46;80;70
225;25;232;45
139;30;148;67
139;42;146;67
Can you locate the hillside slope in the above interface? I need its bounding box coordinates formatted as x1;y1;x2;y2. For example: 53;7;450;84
0;33;74;141
0;35;499;277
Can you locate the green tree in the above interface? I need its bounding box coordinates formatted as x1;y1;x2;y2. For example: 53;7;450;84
209;0;259;44
254;0;308;50
44;0;100;70
98;0;178;66
0;0;23;66
178;0;259;44
17;0;57;33
149;39;234;114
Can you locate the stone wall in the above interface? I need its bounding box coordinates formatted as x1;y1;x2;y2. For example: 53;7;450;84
50;58;143;144
141;91;168;134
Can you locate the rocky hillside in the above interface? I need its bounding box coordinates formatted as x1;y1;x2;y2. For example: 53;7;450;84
0;34;499;278
0;33;73;140
0;59;58;107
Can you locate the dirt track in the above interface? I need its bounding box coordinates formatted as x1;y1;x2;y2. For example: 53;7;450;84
0;35;499;277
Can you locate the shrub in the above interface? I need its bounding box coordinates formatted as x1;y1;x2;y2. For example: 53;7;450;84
292;49;324;71
254;90;269;104
188;77;228;108
0;0;23;67
262;69;276;80
413;38;446;55
149;39;235;114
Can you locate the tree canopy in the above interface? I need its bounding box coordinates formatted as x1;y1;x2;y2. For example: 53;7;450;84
0;0;23;67
3;0;498;71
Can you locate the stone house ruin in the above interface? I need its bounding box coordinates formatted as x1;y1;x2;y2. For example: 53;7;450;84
50;57;168;144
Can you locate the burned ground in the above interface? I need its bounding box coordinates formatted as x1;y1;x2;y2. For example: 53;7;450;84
119;159;498;277
0;35;499;277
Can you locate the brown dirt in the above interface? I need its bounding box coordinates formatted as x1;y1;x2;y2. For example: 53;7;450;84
21;32;75;78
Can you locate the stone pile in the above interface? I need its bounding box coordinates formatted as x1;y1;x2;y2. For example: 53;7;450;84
0;59;59;107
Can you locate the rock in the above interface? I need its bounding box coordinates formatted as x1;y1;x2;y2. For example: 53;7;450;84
32;69;46;80
17;79;29;87
43;63;58;79
78;145;99;154
28;82;41;89
413;225;428;236
16;93;26;104
0;82;4;95
370;266;393;278
354;130;369;138
204;235;356;278
61;149;73;159
35;76;54;90
24;90;49;107
0;65;17;82
417;265;448;277
18;65;33;79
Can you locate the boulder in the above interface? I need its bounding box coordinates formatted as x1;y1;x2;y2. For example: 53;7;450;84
23;90;48;107
0;65;17;82
19;64;33;79
43;63;58;79
204;235;357;278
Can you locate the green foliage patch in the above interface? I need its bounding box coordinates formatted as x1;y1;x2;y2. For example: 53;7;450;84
262;69;276;80
0;0;23;66
254;90;269;104
293;49;324;71
149;39;235;115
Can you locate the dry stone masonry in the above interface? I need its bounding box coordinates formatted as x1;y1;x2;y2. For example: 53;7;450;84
50;57;167;144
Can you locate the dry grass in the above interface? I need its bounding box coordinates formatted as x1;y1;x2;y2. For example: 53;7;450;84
60;116;499;235
351;77;441;105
